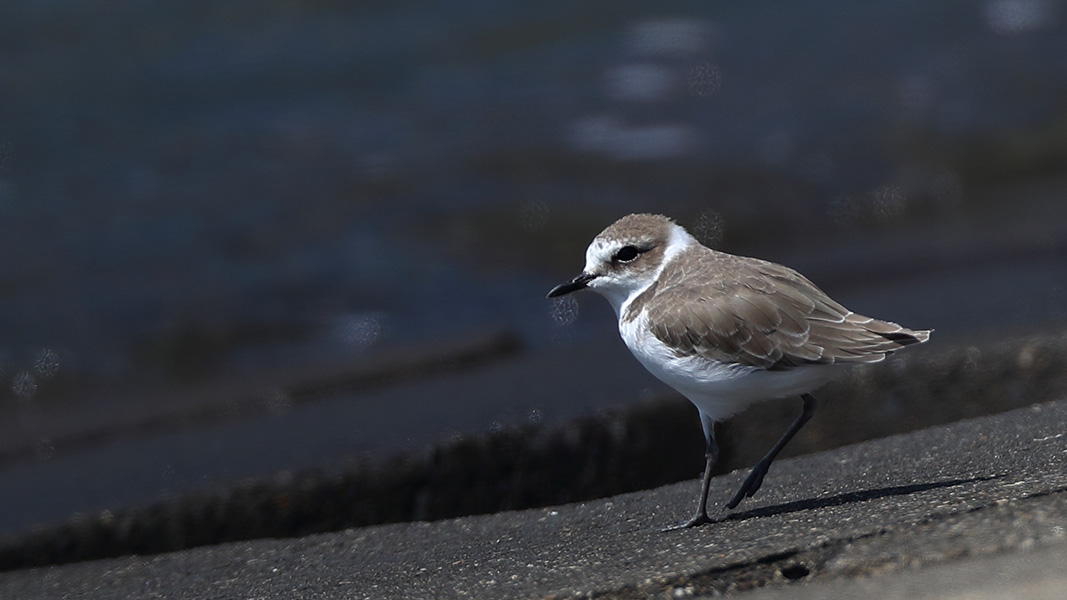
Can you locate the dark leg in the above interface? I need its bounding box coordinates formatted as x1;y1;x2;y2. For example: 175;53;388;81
663;411;719;530
725;393;818;510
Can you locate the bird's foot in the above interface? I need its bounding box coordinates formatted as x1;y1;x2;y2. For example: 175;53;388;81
661;512;714;532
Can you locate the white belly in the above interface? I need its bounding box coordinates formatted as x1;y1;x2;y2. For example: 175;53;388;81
619;312;838;421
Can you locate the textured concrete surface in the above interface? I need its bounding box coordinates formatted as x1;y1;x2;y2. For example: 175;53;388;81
2;399;1065;599
733;540;1067;600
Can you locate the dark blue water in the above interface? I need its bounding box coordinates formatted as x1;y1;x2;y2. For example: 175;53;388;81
4;0;1067;539
1;0;1066;398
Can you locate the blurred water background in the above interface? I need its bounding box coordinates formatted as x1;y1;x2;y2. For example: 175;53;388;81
2;0;1067;538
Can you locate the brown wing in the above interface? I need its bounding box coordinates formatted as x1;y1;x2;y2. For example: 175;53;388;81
642;250;931;370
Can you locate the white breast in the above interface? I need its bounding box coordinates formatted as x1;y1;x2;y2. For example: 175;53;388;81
618;311;839;422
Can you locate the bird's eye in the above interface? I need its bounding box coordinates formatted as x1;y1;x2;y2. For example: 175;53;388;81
613;245;639;263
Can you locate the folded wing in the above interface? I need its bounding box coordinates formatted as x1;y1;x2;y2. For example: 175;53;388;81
644;251;931;370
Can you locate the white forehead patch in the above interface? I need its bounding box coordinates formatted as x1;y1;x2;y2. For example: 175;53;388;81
584;236;617;273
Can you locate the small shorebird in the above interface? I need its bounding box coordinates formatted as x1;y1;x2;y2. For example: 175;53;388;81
548;213;931;528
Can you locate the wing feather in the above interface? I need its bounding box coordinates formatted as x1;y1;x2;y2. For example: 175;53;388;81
645;249;930;370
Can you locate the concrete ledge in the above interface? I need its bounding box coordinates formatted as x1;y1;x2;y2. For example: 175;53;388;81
2;398;1066;599
2;331;1065;571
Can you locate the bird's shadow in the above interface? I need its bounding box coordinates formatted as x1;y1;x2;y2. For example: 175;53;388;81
716;474;1002;523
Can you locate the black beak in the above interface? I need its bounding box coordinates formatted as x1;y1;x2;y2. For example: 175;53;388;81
547;273;595;298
